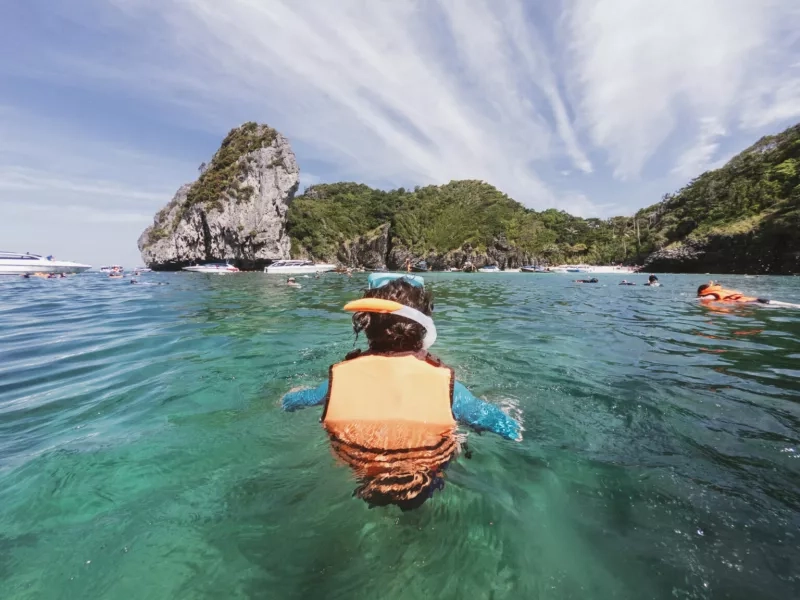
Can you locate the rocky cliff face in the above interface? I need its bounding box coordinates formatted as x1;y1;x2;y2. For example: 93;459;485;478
305;231;534;271
138;123;299;270
337;224;391;270
387;237;533;270
643;224;800;274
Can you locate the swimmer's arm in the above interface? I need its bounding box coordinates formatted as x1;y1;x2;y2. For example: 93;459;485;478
452;382;522;441
281;381;328;411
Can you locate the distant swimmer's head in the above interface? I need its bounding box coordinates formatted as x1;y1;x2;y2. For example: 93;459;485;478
697;281;717;297
349;278;434;352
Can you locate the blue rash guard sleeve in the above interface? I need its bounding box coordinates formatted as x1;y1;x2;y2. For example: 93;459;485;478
452;381;521;441
282;381;328;412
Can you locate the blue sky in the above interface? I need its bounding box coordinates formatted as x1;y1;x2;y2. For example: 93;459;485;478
2;0;799;268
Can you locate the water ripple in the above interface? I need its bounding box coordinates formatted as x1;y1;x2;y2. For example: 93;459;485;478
0;272;799;599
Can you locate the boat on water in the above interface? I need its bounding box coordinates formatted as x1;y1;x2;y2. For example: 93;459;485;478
264;260;337;274
548;264;636;274
575;264;636;274
183;262;240;273
520;265;552;273
134;267;152;273
478;265;501;273
99;265;123;273
410;261;429;273
0;251;91;275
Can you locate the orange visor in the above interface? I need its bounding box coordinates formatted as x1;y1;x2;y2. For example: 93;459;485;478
344;298;437;349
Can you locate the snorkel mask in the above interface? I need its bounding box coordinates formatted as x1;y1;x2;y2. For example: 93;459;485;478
343;273;437;350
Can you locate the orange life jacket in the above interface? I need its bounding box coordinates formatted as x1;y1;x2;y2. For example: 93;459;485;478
701;284;757;303
322;350;458;502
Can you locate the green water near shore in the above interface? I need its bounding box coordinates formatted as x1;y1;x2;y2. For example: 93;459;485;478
1;272;799;599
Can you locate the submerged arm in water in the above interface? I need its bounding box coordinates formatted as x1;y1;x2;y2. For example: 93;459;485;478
453;382;521;441
281;380;522;441
282;381;328;411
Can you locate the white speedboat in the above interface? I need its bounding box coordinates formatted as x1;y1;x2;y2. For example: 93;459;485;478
133;267;152;273
100;265;124;273
478;265;501;273
0;251;91;275
585;265;636;274
264;260;337;274
182;262;240;273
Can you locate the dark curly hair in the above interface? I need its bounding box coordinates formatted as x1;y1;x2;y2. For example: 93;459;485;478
353;279;434;352
697;282;712;296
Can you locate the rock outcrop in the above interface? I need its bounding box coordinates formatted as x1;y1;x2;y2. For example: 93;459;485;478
337;224;391;270
139;123;299;270
643;224;800;274
386;238;533;271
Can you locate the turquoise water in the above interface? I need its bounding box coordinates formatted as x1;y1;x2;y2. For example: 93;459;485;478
1;272;799;600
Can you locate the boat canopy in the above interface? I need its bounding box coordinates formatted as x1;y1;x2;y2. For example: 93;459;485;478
0;252;42;260
269;260;315;267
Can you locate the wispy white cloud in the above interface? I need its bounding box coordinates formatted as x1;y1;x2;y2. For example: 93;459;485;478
567;0;799;180
740;69;800;129
2;200;152;224
671;118;727;179
1;0;799;271
45;0;604;208
0;166;168;203
0;105;192;264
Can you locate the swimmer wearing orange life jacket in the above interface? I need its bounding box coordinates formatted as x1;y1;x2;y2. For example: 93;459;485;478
282;273;521;510
697;282;767;304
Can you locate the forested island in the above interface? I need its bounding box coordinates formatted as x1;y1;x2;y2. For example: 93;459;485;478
140;122;800;273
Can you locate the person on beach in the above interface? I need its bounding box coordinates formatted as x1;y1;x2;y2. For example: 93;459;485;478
281;274;521;510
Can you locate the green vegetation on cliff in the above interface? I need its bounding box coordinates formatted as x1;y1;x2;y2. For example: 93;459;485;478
180;122;276;221
636;124;800;272
644;125;800;244
288;122;800;273
288;180;650;266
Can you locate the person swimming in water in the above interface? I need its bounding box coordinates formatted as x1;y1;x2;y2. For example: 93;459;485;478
697;282;768;304
646;274;660;286
575;277;599;283
281;273;521;510
619;280;636;286
131;279;168;285
697;281;800;309
287;277;302;288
